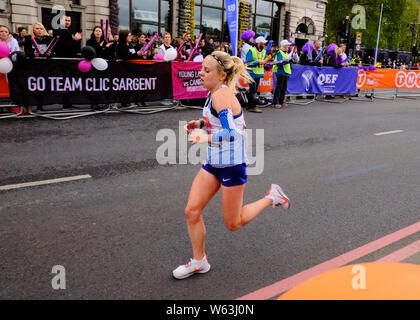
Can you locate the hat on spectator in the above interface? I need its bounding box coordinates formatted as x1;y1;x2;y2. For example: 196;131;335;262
255;36;267;44
241;30;255;41
280;40;292;46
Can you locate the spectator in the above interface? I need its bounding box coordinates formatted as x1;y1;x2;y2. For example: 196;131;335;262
86;26;114;59
326;46;343;68
116;30;138;60
215;44;225;52
157;32;174;57
208;38;215;51
273;40;292;109
179;33;193;60
201;39;214;57
245;36;267;113
0;25;19;53
135;32;145;51
299;42;321;66
24;22;53;58
53;15;82;58
136;33;153;60
226;43;233;55
15;27;27;50
240;30;254;62
339;43;350;66
287;43;299;64
313;40;324;66
48;29;53;37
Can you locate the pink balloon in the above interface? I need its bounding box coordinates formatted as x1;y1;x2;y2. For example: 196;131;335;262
78;59;92;72
155;54;164;61
0;41;10;58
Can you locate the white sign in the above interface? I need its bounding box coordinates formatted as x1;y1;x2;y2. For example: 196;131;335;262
134;10;158;22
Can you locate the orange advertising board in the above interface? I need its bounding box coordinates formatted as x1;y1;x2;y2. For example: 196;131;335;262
0;73;10;98
236;70;274;92
357;68;420;90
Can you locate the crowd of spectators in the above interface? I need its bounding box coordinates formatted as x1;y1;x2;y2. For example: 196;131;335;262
2;17;419;72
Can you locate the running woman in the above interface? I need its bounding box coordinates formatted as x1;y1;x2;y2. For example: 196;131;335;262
172;51;290;280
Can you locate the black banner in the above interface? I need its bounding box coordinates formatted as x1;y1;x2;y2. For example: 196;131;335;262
8;59;173;106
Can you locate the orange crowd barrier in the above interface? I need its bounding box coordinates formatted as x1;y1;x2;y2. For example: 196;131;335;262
0;73;10;98
357;68;420;90
236;70;273;93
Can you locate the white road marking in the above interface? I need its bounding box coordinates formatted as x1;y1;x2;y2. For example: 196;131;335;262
0;174;92;191
374;130;404;136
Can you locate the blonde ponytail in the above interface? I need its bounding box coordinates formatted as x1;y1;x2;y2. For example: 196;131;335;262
210;51;253;92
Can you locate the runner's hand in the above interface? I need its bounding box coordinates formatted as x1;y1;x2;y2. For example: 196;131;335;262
188;129;209;144
186;120;200;134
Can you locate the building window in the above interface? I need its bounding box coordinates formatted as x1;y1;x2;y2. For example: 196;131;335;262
202;0;222;7
118;0;130;30
132;0;159;34
160;0;170;33
252;0;281;43
255;15;271;35
118;0;171;35
256;0;272;16
195;0;224;41
296;17;316;36
201;6;222;40
194;5;201;38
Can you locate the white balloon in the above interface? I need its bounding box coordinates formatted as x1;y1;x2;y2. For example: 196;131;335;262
91;58;108;71
193;54;204;62
164;48;177;61
0;57;13;73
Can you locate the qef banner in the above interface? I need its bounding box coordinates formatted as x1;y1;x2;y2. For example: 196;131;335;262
8;59;173;106
286;65;358;94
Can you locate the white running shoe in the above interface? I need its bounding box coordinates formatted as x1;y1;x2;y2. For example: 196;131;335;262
265;184;290;209
172;256;211;279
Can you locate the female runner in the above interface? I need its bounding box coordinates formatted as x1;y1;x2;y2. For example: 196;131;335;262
172;50;290;279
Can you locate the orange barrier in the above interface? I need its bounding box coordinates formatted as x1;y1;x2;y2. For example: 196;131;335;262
236;70;273;92
357;68;420;90
126;59;158;65
0;73;10;98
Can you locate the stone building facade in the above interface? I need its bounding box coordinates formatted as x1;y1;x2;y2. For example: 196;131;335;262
0;0;109;45
0;0;328;47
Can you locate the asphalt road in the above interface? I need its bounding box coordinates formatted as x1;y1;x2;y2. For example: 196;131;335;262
1;96;420;299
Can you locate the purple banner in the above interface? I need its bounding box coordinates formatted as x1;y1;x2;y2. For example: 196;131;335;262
286;65;358;94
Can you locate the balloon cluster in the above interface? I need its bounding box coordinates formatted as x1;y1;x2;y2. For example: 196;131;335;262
78;46;108;72
358;65;377;71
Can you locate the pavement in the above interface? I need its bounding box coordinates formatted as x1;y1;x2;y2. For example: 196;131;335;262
0;95;420;300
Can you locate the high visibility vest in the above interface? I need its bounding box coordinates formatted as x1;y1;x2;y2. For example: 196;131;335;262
250;47;266;75
273;50;291;74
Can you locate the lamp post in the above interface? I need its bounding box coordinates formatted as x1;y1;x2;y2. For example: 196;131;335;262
374;3;383;65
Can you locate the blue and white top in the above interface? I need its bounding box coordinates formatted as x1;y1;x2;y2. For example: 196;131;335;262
202;85;248;168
